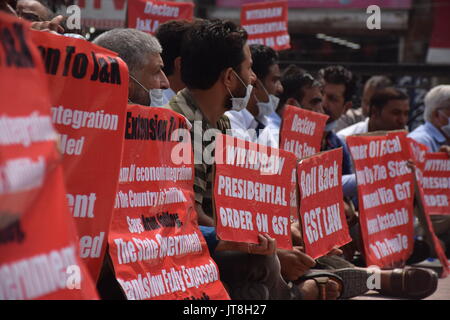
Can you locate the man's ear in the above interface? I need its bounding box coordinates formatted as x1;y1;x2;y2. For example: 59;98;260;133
344;101;353;112
286;98;300;108
222;67;234;88
174;56;181;74
128;77;136;102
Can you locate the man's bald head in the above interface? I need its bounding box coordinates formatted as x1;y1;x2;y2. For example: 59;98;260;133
16;0;52;21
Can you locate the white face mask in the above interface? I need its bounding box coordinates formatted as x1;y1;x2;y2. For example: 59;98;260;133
257;95;279;117
227;70;253;111
439;110;450;138
255;81;279;117
130;75;164;107
149;89;164;107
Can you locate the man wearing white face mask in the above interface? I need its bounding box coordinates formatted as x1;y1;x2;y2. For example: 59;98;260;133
409;85;450;257
409;85;450;153
225;44;283;148
93;28;170;107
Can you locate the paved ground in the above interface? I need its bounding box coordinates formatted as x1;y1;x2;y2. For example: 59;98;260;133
352;259;450;300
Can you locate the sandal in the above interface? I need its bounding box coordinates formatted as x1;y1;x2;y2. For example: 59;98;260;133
331;268;372;299
379;267;438;299
296;270;344;300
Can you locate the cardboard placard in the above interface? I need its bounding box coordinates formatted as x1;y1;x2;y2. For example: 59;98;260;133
0;13;98;299
241;1;290;51
422;153;450;215
128;0;194;34
347;131;415;267
108;105;229;300
214;134;297;249
408;139;449;277
31;31;129;281
297;148;352;259
280;105;329;159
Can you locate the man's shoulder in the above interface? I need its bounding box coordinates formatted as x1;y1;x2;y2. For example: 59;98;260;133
337;119;368;140
408;124;434;147
334;107;365;132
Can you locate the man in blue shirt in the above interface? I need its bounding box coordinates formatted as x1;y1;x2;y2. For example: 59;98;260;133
408;85;450;256
408;85;450;153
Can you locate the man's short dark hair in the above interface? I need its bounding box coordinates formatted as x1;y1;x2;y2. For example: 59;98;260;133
155;19;192;77
317;65;356;102
370;87;409;115
249;44;278;81
181;19;248;90
278;64;319;109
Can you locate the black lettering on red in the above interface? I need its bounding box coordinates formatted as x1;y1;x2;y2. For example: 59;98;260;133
63;46;75;76
108;57;121;85
72;53;88;79
44;48;60;75
98;57;110;83
0;23;34;68
90;52;99;81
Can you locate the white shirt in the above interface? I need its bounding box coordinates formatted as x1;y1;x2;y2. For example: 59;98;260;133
225;109;279;148
337;118;369;141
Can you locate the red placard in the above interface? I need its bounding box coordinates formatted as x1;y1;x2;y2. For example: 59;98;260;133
241;1;291;51
214;134;297;249
0;13;98;299
280;105;329;159
128;0;194;34
109;105;229;300
347;131;415;268
297;149;352;259
219;0;411;9
409;139;449;277
422;153;450;215
31;31;129;282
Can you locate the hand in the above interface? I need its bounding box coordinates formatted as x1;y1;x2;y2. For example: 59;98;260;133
406;159;416;172
439;145;450;156
248;233;277;255
31;15;65;34
277;246;316;281
215;233;276;256
290;221;303;246
326;246;343;256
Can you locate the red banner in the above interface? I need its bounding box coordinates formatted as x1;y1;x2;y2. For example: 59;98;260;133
214;134;297;249
297;149;352;259
422;153;450;215
409;139;449;277
128;0;195;34
241;1;291;51
0;13;98;299
31;31;129;281
347;132;415;268
109;105;229;300
280;105;329;159
219;0;411;9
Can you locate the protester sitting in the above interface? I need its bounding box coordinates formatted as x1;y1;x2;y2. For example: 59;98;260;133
164;19;346;300
335;75;392;132
224;44;282;148
155;19;193;104
337;87;410;140
409;85;450;256
93;28;169;107
92;28;170;299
